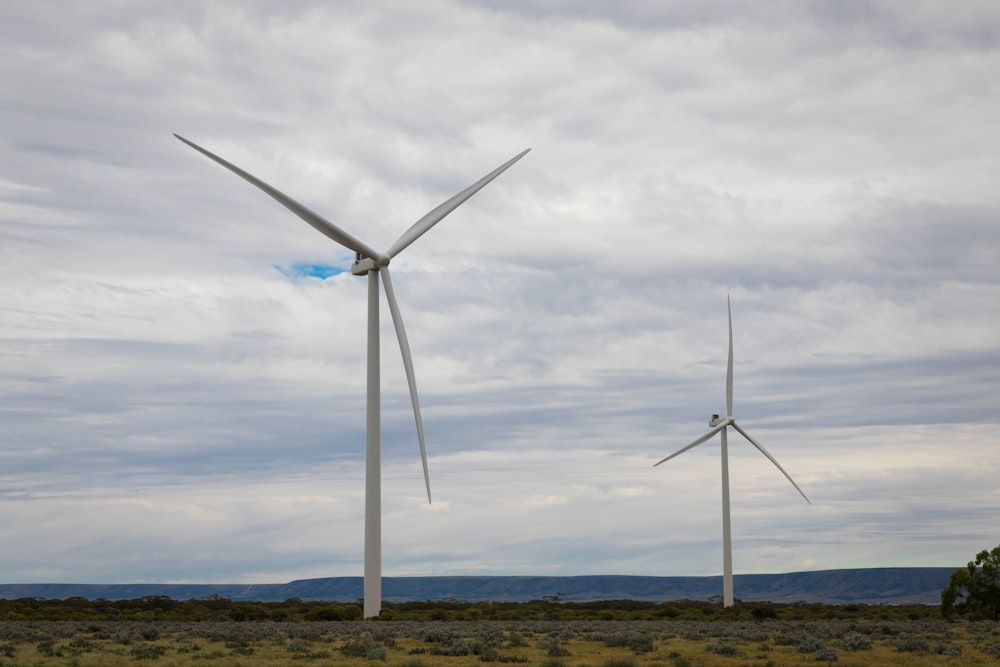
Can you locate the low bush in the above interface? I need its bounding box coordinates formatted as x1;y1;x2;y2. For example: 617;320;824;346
538;635;569;657
285;637;310;653
600;630;654;653
705;642;739;656
895;632;929;652
933;641;961;656
814;646;837;661
797;635;826;653
129;644;168;659
840;631;871;651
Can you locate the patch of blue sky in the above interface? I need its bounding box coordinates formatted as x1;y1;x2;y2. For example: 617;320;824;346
275;263;346;280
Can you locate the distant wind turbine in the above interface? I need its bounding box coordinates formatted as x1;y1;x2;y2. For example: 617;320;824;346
175;134;530;617
654;296;810;607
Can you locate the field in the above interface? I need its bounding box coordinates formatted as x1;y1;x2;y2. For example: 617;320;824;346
1;618;999;666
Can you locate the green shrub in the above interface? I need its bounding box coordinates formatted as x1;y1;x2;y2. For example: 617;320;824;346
933;642;961;656
286;638;309;653
129;644;168;660
538;636;568;657
469;638;499;661
751;605;778;621
895;632;929;652
36;640;63;657
814;647;837;661
840;631;871;651
506;631;527;647
774;631;801;646
705;642;739;656
600;630;654;653
341;641;368;657
341;632;387;661
430;637;472;656
797;635;826;653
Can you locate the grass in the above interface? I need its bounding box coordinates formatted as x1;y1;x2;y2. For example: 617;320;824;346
0;619;997;666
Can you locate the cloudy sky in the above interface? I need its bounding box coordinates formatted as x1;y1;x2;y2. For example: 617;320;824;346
2;1;998;587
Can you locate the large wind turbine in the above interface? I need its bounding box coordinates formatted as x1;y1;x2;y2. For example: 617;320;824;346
175;134;529;617
654;296;810;607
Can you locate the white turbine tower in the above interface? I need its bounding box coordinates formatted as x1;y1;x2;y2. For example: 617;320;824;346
654;296;810;607
175;134;529;617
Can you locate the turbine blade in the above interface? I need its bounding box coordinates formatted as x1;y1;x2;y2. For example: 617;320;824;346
174;134;385;261
380;266;431;504
386;148;531;258
653;422;727;467
726;295;734;417
730;422;811;504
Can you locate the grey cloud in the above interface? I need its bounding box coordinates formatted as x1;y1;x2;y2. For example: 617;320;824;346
1;0;998;584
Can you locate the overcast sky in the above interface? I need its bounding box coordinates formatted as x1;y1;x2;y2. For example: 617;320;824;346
2;1;998;587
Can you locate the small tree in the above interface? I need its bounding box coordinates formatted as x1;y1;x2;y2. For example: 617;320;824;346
941;544;1000;620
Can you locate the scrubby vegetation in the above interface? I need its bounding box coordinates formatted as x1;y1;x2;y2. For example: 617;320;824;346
0;595;950;623
0;597;999;665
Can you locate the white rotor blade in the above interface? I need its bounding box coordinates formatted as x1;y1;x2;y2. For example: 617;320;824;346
726;295;734;417
730;422;811;504
386;148;531;258
380;267;431;504
174;134;386;262
653;421;728;467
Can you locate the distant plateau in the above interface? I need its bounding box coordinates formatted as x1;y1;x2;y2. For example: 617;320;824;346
0;568;954;605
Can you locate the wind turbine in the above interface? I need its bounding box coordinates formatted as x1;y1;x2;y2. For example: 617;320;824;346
175;134;529;617
654;296;810;607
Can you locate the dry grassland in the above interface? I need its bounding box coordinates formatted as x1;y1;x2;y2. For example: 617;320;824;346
0;619;998;666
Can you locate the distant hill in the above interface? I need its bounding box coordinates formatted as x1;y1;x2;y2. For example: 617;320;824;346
0;568;954;605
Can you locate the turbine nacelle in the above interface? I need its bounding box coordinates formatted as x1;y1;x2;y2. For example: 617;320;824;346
351;256;380;275
351;251;391;275
708;414;731;427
